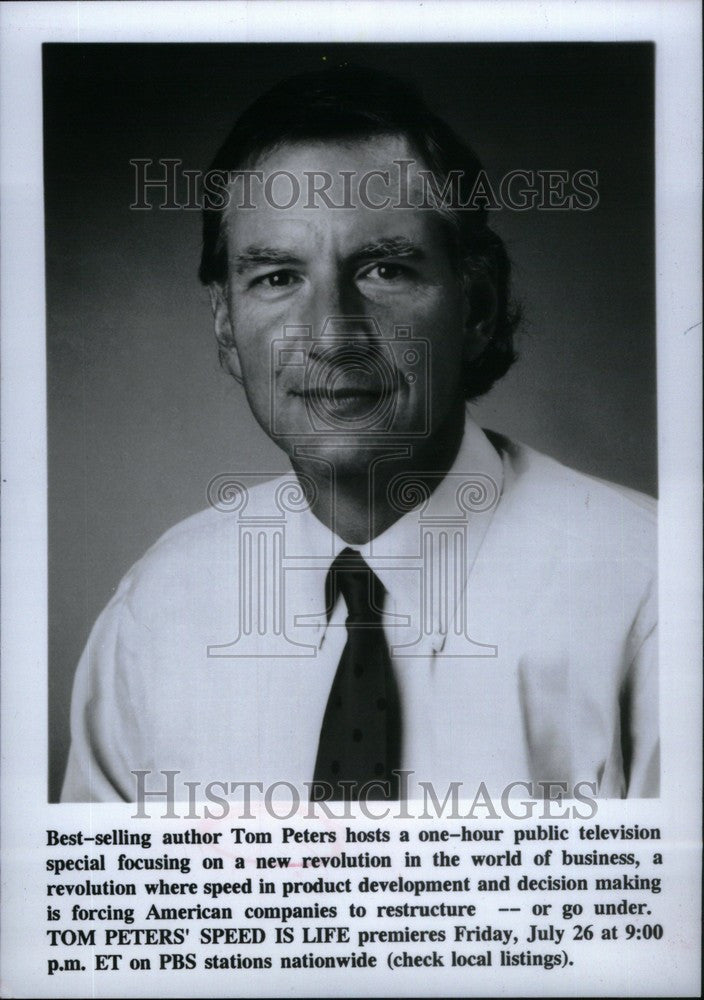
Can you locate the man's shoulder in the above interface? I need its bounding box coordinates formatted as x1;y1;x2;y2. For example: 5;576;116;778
119;475;288;597
484;429;657;550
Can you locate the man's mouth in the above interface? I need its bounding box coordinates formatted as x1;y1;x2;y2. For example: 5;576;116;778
298;383;389;404
287;376;400;425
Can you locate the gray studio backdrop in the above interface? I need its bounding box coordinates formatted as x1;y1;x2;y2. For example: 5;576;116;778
45;43;655;801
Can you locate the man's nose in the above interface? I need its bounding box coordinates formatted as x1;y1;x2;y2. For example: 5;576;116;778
306;274;377;342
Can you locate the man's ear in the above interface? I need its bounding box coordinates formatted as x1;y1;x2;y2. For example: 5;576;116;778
463;271;498;363
208;283;243;382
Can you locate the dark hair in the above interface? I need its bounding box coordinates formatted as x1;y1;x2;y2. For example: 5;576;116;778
199;65;519;399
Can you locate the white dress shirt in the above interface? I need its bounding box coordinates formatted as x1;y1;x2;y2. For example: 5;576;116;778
61;415;658;801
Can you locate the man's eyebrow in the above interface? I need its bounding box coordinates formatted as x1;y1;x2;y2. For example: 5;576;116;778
351;237;426;263
232;238;425;274
233;246;303;274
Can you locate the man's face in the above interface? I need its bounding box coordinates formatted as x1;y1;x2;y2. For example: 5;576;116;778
215;136;476;472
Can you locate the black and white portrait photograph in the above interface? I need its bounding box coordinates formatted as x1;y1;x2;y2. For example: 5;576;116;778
44;42;658;803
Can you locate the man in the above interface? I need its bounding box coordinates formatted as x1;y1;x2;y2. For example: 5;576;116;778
61;66;657;803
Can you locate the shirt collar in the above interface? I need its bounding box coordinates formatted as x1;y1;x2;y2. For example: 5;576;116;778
285;412;504;652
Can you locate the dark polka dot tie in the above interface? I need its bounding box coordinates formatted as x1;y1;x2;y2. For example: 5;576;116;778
312;548;402;800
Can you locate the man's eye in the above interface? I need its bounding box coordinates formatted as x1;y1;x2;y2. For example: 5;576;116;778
252;270;300;290
361;263;408;282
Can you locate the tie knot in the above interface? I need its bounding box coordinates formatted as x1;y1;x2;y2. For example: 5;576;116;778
327;548;385;623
